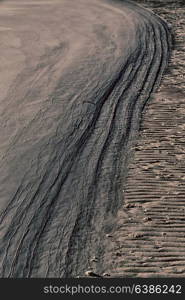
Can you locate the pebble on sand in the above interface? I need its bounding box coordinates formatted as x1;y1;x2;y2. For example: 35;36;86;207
85;271;102;277
102;273;110;277
106;234;113;238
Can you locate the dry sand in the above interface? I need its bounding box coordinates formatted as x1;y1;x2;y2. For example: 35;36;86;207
0;0;171;277
102;0;185;278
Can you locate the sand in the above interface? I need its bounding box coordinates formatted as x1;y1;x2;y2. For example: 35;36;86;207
0;0;170;277
103;0;185;278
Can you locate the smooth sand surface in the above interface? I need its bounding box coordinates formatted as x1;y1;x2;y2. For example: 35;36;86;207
0;0;170;277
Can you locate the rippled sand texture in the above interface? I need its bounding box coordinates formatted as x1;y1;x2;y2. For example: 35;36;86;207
0;0;171;277
104;0;185;278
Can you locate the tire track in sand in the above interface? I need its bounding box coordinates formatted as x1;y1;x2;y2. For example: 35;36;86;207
0;0;171;277
104;0;185;278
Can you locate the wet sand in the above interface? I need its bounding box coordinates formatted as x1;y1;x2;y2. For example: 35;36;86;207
0;0;170;277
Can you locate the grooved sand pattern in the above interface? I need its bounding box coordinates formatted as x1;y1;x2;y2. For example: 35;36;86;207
104;0;185;278
0;0;171;277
